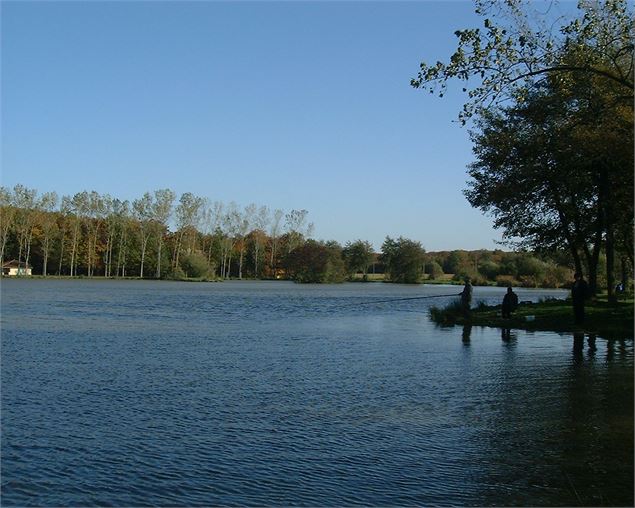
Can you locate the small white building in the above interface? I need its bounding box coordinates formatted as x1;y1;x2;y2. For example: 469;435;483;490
2;260;32;276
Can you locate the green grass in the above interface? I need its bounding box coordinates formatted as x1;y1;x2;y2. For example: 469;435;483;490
431;297;634;338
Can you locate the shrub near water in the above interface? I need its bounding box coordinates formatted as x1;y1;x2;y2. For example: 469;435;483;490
429;299;464;324
180;252;212;278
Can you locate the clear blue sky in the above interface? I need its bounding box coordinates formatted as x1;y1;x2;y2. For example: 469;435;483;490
2;0;506;251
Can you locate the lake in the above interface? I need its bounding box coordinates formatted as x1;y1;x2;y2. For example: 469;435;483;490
1;279;633;506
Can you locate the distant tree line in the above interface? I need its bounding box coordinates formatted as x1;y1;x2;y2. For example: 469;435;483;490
0;185;316;281
1;184;588;287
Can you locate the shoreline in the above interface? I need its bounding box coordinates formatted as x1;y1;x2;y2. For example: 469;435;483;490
430;298;634;339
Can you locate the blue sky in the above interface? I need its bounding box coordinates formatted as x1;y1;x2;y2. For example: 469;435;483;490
3;0;508;251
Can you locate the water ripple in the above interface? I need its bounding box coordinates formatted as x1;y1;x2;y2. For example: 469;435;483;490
1;280;632;507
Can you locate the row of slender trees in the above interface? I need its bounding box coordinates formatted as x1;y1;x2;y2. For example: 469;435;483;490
0;185;315;280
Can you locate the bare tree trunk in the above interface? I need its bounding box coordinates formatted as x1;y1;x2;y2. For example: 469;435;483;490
58;229;66;275
43;236;50;276
139;235;148;278
156;238;163;279
254;242;260;278
606;226;616;303
70;221;80;277
238;241;244;280
25;228;34;271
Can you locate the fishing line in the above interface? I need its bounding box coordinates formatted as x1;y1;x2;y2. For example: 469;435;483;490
340;293;462;307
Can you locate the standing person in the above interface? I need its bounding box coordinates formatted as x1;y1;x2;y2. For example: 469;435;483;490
459;278;472;314
501;287;519;318
571;272;589;325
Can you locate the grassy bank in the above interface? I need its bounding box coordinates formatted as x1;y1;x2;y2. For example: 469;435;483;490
430;297;634;338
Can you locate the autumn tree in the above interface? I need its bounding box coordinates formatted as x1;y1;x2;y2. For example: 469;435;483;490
251;205;270;278
284;240;346;283
172;192;204;274
152;189;175;278
12;184;38;272
132;193;153;278
284;209;314;254
37;191;59;276
0;187;16;266
269;208;284;277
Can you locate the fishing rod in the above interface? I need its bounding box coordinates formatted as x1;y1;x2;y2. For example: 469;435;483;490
342;293;462;307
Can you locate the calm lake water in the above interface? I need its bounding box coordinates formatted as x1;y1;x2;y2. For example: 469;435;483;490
1;280;633;507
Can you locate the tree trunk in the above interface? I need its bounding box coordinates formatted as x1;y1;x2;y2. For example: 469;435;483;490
254;242;260;278
238;242;244;279
599;166;616;304
43;236;50;276
58;229;66;275
606;225;616;304
156;238;162;279
139;235;147;278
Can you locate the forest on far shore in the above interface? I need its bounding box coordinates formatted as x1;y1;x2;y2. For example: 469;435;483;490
2;184;627;290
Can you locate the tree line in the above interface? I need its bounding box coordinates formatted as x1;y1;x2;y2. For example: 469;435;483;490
412;0;634;301
0;184;585;287
0;185;315;281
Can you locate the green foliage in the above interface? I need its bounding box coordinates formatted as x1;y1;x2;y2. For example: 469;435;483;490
165;266;186;280
413;0;633;299
284;240;346;283
381;236;426;284
411;0;634;123
425;261;444;279
180;251;211;278
478;260;501;279
429;300;465;324
443;250;471;274
516;255;547;279
496;274;518;287
343;240;374;279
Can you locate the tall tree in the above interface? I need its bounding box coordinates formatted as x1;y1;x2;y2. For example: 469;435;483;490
381;236;426;283
220;202;239;279
0;187;16;267
465;61;633;296
284;209;314;254
37;191;59;276
269;208;284;278
236;204;255;279
68;192;89;276
133;193;153;278
86;191;105;276
13;184;38;272
252;205;270;278
152;189;175;278
173;192;204;273
114;200;131;277
343;240;374;280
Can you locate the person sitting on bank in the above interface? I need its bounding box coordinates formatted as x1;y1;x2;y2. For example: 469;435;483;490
459;278;473;314
501;287;518;318
571;272;590;325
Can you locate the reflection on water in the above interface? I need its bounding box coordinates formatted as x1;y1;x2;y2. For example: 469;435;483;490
1;280;632;507
501;328;516;343
462;324;472;344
